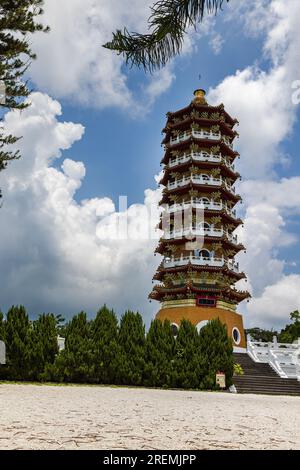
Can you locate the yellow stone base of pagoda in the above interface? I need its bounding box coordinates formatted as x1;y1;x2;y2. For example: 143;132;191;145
156;301;246;349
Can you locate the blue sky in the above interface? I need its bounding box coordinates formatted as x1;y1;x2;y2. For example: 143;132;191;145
1;0;300;329
59;23;268;207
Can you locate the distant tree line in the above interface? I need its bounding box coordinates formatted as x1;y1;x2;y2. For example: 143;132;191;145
0;306;233;389
245;311;300;343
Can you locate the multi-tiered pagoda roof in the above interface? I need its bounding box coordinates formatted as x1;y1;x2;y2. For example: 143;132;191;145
150;89;250;309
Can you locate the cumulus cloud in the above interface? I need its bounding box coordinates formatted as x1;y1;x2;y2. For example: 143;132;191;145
30;0;148;110
208;0;300;178
0;93;160;322
240;177;300;215
237;203;296;295
28;0;226;114
207;0;300;326
1;0;300;330
246;275;300;329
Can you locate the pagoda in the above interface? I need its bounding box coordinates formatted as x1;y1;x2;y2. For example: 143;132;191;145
149;89;250;350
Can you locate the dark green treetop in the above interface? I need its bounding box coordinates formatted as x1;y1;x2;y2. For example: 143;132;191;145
198;318;233;388
29;313;59;380
0;1;49;194
173;319;203;389
5;305;31;379
144;318;175;388
53;311;95;383
117;310;146;386
90;305;120;384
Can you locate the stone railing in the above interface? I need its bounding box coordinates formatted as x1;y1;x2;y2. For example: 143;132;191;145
167;175;222;190
163;255;239;273
163;255;225;268
164;226;224;240
168;152;235;171
247;335;300;381
169;129;221;146
166;200;222;213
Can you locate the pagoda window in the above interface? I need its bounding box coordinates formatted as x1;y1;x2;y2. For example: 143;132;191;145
199;197;210;205
197;221;211;231
199;249;211;259
232;327;241;345
196;296;216;307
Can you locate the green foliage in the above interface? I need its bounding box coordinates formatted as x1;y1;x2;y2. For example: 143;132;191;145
278;310;300;344
29;314;58;380
55;314;67;336
198;319;233;389
144;319;175;388
117;311;146;386
233;363;244;376
245;327;276;342
5;305;31;379
246;310;300;344
51;312;95;383
0;1;49;196
103;0;229;72
173;319;203;389
90;306;120;384
0;305;238;390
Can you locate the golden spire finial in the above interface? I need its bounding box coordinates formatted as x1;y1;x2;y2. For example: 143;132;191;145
193;88;207;105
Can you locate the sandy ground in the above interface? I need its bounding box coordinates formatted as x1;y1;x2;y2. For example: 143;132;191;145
0;383;299;450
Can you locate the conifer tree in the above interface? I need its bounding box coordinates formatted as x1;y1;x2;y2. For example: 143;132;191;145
53;312;95;383
278;310;300;343
117;311;146;386
91;305;120;384
30;313;58;380
144;319;175;388
0;1;49;196
198;318;233;389
173;319;203;389
5;305;31;380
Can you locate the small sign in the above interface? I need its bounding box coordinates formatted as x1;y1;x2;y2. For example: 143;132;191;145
216;372;226;389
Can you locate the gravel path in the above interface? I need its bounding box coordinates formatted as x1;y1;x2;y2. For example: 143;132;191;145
0;384;299;450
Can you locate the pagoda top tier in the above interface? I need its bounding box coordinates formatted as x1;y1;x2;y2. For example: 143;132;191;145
193;89;207;105
165;88;238;128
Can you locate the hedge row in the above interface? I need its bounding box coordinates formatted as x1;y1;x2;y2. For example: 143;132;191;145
0;306;233;389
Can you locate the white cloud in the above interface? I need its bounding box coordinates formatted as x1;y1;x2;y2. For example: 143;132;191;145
208;0;300;327
0;93;160;322
208;66;294;178
237;203;296;296
246;274;300;329
2;0;300;331
208;0;300;178
28;0;227;114
240;177;300;214
28;0;176;113
209;33;224;55
62;159;86;181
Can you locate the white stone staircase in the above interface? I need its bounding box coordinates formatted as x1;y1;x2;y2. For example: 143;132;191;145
247;335;300;381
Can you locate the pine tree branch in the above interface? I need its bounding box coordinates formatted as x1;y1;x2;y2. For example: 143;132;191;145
103;0;229;72
0;1;49;199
